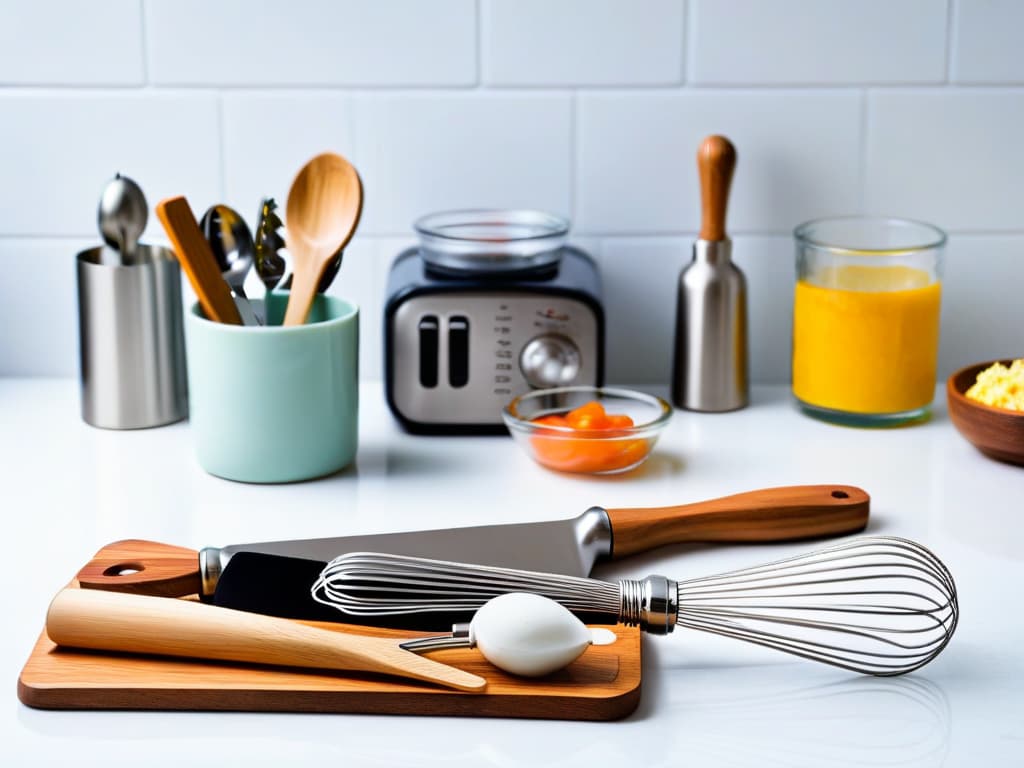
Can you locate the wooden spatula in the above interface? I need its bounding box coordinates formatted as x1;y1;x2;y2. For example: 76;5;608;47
46;588;486;692
156;196;243;325
283;153;363;326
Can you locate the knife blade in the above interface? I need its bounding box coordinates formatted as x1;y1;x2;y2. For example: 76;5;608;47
77;485;869;610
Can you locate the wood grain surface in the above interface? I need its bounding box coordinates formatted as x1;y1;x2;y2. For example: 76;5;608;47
20;542;643;720
606;484;870;558
155;196;243;325
697;135;736;242
946;360;1024;466
76;539;202;597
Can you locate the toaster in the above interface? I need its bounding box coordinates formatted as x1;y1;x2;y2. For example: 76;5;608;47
384;210;603;434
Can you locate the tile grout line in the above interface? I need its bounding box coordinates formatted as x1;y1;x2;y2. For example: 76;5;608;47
5;230;1024;243
681;0;690;85
216;95;227;202
858;88;869;215
7;70;1024;95
8;82;1024;95
683;0;695;85
138;0;149;85
474;0;484;89
569;90;578;228
945;0;957;84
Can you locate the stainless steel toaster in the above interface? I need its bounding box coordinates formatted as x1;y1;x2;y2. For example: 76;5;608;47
384;210;604;434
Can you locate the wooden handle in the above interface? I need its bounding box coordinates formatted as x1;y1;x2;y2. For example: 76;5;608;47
46;589;486;692
76;539;201;597
155;196;243;325
697;135;736;241
605;485;869;559
282;253;324;326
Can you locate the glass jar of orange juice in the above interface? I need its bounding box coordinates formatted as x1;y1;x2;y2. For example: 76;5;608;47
792;217;946;426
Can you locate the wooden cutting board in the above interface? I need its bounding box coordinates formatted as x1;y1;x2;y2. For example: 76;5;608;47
18;542;642;721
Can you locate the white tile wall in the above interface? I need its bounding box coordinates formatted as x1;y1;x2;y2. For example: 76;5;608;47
939;235;1024;374
483;0;685;86
1;1;1022;384
354;93;573;234
0;0;144;86
0;93;221;238
145;0;476;86
689;0;949;85
597;236;795;385
865;89;1024;231
222;92;357;210
577;90;862;234
0;239;83;376
596;238;682;385
953;0;1024;83
323;239;382;381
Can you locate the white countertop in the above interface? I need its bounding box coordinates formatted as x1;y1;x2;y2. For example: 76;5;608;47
3;379;1022;767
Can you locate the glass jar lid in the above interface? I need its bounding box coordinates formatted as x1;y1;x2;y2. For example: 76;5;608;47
414;209;570;275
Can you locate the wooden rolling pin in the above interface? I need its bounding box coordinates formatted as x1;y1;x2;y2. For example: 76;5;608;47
46;589;485;692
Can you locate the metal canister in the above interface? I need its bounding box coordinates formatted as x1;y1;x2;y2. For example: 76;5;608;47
671;136;749;412
77;245;188;429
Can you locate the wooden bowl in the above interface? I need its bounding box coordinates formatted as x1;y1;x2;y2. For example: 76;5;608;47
946;360;1024;466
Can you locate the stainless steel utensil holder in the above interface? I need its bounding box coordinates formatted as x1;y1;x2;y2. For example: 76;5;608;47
77;245;188;429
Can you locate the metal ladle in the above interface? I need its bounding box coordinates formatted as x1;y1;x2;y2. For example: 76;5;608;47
98;173;148;265
200;205;260;326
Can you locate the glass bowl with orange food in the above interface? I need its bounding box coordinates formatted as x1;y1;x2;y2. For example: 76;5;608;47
502;387;672;474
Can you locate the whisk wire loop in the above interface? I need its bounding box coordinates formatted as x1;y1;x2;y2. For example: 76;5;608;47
312;536;957;676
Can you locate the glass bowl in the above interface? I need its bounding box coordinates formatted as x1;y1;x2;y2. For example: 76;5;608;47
503;386;672;475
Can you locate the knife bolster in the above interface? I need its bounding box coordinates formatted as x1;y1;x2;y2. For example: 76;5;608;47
575;506;614;569
198;547;225;600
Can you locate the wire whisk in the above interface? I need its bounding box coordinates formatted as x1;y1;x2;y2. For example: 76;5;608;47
313;536;958;676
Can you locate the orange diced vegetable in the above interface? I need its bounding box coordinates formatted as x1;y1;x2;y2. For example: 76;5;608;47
566;400;609;430
605;414;634;429
528;400;648;473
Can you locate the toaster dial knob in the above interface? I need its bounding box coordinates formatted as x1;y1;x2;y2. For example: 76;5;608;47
520;334;582;389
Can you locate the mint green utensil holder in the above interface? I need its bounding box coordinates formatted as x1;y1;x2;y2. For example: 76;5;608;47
185;295;358;483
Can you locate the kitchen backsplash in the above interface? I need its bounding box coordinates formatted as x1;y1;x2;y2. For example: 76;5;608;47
1;0;1021;383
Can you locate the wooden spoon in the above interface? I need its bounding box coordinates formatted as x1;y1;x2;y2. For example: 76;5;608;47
283;153;363;326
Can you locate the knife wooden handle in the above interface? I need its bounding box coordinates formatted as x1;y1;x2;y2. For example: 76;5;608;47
76;539;201;597
46;588;486;692
156;195;243;325
605;485;869;559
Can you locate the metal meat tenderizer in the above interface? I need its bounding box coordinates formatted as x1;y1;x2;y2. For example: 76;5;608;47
312;536;958;676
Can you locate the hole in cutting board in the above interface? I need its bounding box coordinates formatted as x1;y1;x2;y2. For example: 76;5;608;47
103;562;144;576
831;490;850;499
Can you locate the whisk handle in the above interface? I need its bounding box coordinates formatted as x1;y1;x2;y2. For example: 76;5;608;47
605;485;869;558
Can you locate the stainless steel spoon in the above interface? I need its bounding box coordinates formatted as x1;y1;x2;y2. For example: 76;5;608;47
199;205;260;326
98;173;148;265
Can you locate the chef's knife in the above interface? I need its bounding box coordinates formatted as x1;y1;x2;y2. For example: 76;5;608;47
78;485;869;609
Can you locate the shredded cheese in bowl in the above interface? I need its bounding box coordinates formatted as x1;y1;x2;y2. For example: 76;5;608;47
966;359;1024;411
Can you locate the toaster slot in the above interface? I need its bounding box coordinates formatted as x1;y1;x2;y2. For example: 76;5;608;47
418;315;439;388
448;315;469;388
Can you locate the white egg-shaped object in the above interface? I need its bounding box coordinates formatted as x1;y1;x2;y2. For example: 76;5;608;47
469;593;595;677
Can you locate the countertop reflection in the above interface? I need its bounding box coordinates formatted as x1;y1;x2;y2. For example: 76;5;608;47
2;380;1022;767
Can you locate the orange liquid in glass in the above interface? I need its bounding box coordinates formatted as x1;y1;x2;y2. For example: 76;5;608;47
792;266;941;415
